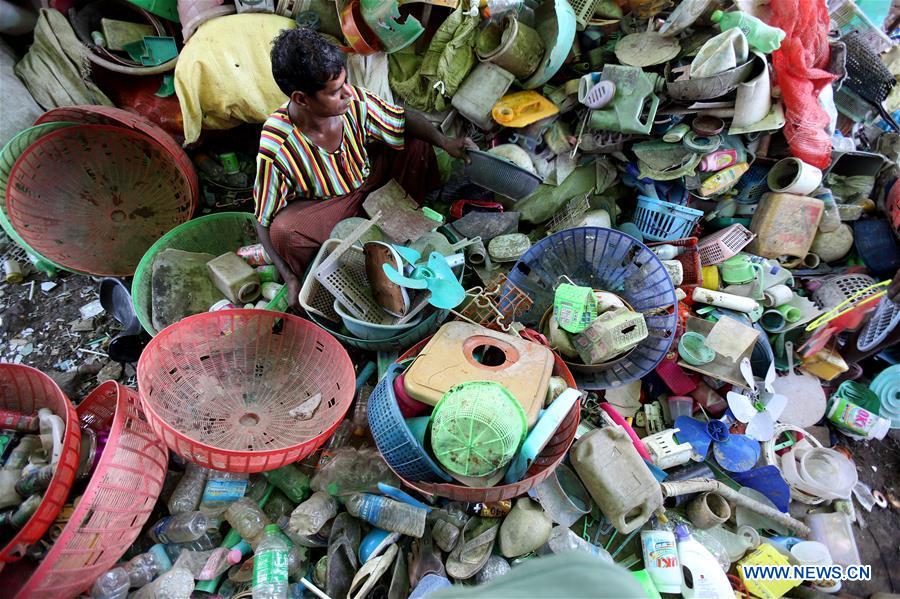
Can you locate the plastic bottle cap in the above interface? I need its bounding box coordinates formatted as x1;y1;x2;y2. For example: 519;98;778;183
674;524;690;540
711;9;723;22
228;549;243;564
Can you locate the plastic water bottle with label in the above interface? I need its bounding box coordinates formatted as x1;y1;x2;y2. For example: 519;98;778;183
253;524;290;599
168;463;210;514
199;471;248;517
344;493;427;537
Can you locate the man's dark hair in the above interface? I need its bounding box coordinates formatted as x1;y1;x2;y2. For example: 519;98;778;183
271;28;346;97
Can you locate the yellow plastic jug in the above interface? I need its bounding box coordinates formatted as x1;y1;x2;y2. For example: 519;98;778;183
403;321;554;425
492;91;560;128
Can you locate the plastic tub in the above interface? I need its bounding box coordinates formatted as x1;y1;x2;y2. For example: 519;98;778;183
137;310;355;472
132;212;289;336
632;196;704;242
17;382;167;598
333;299;422;340
0;365;80;563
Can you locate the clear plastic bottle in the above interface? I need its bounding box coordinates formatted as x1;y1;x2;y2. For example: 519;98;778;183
124;544;173;587
289;491;338;536
149;511;209;544
253;524;290;599
174;547;242;579
132;566;195;599
816;189;841;233
91;567;130;599
545;525;613;562
168;463;209;514
314;421;353;471
225;496;271;545
344;493;426;537
3;435;40;470
199;471;248;517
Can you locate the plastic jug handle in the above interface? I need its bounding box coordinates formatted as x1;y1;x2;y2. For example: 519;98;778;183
636;93;661;129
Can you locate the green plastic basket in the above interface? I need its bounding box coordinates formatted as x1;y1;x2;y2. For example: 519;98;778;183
429;381;526;478
132;212;287;336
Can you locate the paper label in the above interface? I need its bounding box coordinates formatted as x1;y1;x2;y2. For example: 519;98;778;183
202;478;247;504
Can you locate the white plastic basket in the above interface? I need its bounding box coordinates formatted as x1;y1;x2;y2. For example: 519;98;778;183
698;224;756;265
299;239;341;323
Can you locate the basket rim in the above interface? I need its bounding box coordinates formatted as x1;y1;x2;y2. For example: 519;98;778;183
136;309;356;468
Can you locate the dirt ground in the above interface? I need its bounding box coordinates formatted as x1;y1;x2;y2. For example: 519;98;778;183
1;263;898;596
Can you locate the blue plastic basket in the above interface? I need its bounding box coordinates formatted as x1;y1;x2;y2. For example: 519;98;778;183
632;196;704;242
368;363;452;483
854;219;900;276
503;227;677;390
732;161;773;205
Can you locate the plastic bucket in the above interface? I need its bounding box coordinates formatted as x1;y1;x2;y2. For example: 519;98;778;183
476;15;544;80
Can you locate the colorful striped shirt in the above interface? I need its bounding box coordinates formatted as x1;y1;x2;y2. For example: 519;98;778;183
253;86;406;226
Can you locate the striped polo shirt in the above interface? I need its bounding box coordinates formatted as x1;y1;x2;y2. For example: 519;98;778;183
253;85;405;227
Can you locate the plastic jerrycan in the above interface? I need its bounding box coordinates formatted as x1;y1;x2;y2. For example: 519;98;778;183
588;64;663;135
402;321;555;426
569;425;663;534
747;193;824;261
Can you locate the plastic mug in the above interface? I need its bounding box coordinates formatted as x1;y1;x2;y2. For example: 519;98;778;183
667;396;694;421
767;157;823;195
686;492;731;529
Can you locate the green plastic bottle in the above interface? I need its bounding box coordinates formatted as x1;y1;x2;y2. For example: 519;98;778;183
263;464;310;504
711;10;785;53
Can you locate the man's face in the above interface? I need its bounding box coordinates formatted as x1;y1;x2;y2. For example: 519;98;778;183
300;69;353;118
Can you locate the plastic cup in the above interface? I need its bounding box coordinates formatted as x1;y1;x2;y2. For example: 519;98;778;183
668;396;695;421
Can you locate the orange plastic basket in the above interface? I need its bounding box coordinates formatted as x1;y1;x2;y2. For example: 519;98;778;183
5;124;195;276
392;335;580;503
16;382;167;598
648;237;702;289
137;310;356;472
0;365;80;563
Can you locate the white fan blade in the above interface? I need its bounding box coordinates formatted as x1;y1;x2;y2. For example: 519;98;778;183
739;357;756;392
762;392;787;422
745;412;775;441
727;391;758;423
764;361;777;393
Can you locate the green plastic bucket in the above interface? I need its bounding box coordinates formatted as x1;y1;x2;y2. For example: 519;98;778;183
132;212;287;336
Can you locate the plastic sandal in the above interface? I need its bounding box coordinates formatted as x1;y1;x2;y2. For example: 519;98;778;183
348;543;399;599
326;513;361;599
445;517;500;580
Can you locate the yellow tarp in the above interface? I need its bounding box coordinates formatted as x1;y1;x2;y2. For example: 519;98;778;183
175;13;295;144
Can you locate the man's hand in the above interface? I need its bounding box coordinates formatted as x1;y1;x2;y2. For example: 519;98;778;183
441;137;477;163
286;274;303;312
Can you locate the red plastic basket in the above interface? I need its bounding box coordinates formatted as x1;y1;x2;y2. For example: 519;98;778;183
137;310;356;472
5;124;195;276
648;237;702;290
392;336;580;503
16;382;167;598
0;365;80;563
34;105;199;203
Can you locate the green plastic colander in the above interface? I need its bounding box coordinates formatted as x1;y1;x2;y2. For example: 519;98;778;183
429;381;527;478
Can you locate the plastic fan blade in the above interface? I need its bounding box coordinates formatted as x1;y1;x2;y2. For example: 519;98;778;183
739;357;756;392
763;361;777;393
712;433;761;472
731;466;791;513
744;411;775;442
762;392;787;422
394;245;422;265
727;391;758;424
674;416;714;459
423;252;466;309
382;263;429;290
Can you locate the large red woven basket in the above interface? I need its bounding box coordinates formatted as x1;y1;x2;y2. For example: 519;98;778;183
0;365;80;563
5;124;195;276
393;336;580;503
16;382;167;598
34;105;198;202
137;310;356;472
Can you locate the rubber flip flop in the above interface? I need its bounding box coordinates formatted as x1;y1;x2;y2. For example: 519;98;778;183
348;543;399;599
327;512;361;599
445;516;500;580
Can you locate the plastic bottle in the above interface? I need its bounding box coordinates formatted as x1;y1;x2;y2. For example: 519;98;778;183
253;524;290;599
344;493;427;537
149;511;209;544
545;525;613;561
174;547;242;579
651;244;686;260
315;421;353;471
710;10;785;53
15;463;53;496
815;189;842;233
91;545;173;598
7;494;41;528
826;397;890;440
263;464;310;504
289;491;338;536
3;435;40;470
199;471;248;517
675;524;733;598
168;463;209;514
641;530;682;593
225;496;271;546
166;530;223;557
132;566;195;599
91;566;130;599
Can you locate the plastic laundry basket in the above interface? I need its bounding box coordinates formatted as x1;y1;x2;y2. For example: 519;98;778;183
17;382;167;599
503;227;677;390
138;310;355;472
632;196;704;242
5;124;195;276
648;237;701;289
368;363;451;483
132;212;288;336
391;337;580;503
0;365;80;563
697;224;756;266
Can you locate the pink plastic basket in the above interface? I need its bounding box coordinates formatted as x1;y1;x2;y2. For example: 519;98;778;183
0;365;80;563
138;310;356;472
698;224;756;265
16;382;167;598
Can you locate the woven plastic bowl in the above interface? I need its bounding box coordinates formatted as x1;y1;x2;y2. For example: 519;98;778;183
5;124;195;276
0;365;80;563
138;310;356;472
17;382;167;598
132;212;288;337
391;337;579;503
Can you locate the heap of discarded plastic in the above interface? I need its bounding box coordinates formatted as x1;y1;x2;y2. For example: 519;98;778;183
1;0;899;597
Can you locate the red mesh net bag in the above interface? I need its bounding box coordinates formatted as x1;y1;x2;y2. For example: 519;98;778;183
770;0;836;170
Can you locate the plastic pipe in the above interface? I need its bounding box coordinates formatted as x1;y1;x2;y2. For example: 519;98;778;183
766;157;823;195
660;478;810;536
691;288;759;313
762;284;792;307
802;253;821;269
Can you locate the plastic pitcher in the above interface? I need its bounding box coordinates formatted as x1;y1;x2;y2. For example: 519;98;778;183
569;425;663;533
587;65;663;135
